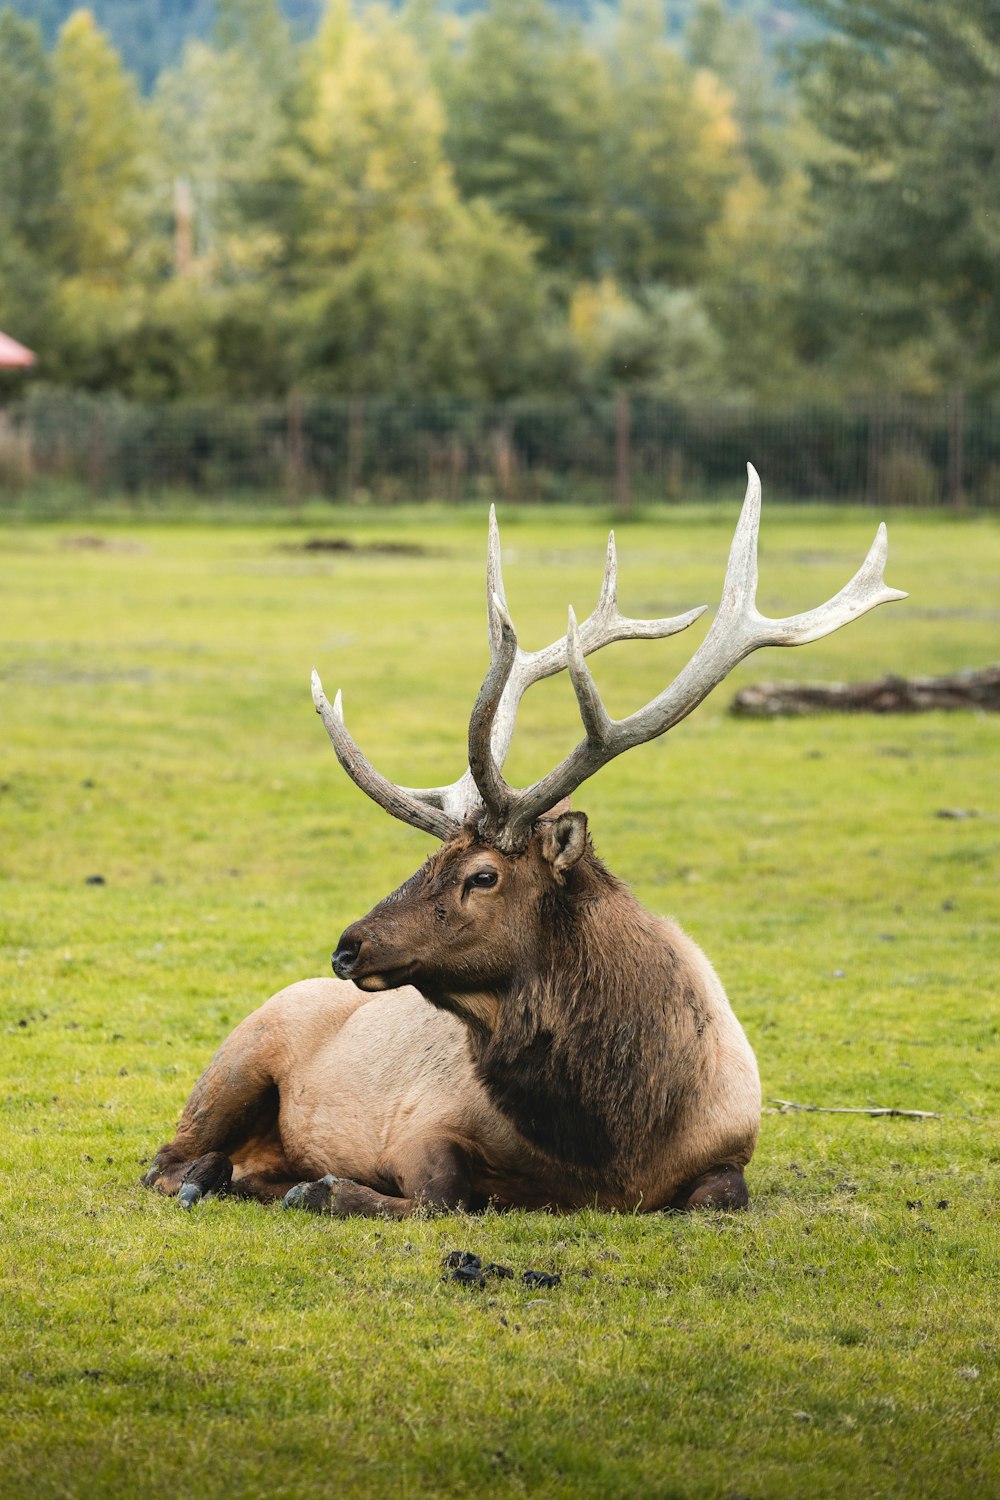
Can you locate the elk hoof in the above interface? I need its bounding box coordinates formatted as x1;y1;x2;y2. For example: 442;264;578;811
175;1151;234;1208
283;1174;339;1213
675;1165;749;1211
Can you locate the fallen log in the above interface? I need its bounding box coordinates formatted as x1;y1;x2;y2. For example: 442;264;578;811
731;665;1000;717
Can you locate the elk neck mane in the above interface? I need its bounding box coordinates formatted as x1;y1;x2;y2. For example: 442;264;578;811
463;843;705;1181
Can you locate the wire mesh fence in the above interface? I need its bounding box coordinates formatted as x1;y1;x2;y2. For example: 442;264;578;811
1;390;997;508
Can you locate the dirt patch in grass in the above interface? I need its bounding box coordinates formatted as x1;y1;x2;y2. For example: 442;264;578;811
283;537;438;558
59;535;147;554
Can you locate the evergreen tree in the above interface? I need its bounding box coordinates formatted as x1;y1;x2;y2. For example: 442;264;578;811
0;8;59;348
601;0;739;287
795;0;1000;392
51;9;154;281
155;0;305;284
687;0;793;187
295;0;560;395
443;0;606;278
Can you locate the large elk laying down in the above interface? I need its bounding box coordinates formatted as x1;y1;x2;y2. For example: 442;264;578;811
144;466;905;1217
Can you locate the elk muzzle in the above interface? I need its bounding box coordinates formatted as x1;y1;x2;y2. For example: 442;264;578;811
332;922;413;992
331;932;362;981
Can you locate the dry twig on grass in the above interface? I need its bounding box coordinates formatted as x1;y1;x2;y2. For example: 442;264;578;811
770;1098;942;1120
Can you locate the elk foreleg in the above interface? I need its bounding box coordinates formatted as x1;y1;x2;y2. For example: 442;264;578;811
142;1010;290;1203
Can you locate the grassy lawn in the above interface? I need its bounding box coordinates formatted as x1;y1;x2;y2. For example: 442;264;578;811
1;496;997;1499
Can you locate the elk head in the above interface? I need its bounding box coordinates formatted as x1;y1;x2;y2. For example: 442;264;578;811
330;809;591;1006
314;465;906;1001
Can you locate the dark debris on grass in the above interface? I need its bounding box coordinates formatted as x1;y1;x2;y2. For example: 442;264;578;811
442;1250;561;1291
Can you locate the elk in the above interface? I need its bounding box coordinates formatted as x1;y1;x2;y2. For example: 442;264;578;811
143;466;905;1216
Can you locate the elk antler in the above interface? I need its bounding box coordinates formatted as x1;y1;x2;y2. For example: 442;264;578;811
468;464;907;850
314;466;906;850
312;505;706;837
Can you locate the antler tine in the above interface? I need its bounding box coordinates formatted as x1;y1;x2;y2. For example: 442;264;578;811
481;530;705;769
312;671;459;841
486;503;507;655
311;509;516;832
567;606;612;744
397;512;707;824
697;463;907;655
596;531;618;614
465;521;708;832
493;464;907;849
467;592;520;828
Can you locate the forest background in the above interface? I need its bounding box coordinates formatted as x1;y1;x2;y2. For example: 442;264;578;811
1;0;997;421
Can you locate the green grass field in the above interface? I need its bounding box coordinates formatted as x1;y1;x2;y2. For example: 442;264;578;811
1;497;997;1499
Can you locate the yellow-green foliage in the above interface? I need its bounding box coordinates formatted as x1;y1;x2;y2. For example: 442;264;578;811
1;503;997;1499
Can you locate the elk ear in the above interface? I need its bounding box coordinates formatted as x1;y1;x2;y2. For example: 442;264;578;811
540;811;588;880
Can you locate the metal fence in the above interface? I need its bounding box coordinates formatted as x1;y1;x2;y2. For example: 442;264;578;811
1;390;997;508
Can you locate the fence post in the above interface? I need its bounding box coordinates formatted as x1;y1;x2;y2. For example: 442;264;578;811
286;390;304;506
615;390;631;516
947;388;966;511
865;403;883;507
88;409;104;496
346;398;364;500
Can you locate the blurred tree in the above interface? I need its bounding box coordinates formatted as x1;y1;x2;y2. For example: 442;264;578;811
444;0;741;289
0;7;59;348
0;1;300;91
299;0;455;262
442;0;606;278
0;8;59;255
795;0;1000;393
399;0;458;96
687;0;792;187
51;9;154;281
685;0;828;399
293;0;562;395
155;0;306;285
298;199;566;396
598;0;740;286
702;162;824;399
570;276;730;394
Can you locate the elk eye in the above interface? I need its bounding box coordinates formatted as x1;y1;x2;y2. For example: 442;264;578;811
466;870;498;891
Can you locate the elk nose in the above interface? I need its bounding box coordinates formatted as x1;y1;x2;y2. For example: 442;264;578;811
332;933;362;980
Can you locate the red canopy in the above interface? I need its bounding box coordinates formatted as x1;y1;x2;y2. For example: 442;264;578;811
0;332;36;368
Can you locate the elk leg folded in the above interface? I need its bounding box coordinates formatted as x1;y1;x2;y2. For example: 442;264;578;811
284;1138;474;1219
671;1164;750;1212
142;1010;288;1200
283;1176;417;1219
